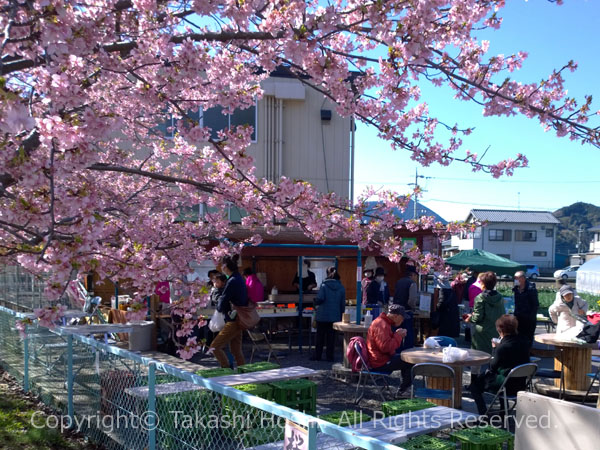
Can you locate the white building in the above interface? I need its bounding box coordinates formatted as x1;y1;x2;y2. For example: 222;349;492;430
586;225;600;260
445;209;560;269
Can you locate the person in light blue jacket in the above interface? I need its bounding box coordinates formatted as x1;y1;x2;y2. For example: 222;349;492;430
311;267;346;362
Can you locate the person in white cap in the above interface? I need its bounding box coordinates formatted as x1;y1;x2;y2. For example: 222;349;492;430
549;285;588;334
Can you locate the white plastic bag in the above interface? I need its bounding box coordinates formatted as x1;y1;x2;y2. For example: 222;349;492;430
208;310;225;332
424;337;441;349
442;346;468;363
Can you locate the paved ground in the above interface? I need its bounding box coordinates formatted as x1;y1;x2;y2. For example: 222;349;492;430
178;323;572;418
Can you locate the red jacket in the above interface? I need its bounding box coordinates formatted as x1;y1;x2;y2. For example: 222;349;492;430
366;313;403;368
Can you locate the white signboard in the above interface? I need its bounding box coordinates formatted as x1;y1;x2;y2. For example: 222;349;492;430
284;419;308;450
419;294;432;313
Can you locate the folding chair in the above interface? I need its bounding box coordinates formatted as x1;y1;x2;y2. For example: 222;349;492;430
582;355;600;405
247;328;281;364
484;363;537;417
353;341;393;404
410;363;456;408
534;348;565;399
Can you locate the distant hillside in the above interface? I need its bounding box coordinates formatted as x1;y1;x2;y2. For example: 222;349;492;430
553;202;600;254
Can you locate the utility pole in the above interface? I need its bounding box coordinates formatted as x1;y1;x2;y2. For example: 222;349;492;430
577;225;585;256
408;168;429;219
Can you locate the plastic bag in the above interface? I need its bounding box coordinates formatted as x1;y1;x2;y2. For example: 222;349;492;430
424;337;441;349
442;346;468;363
208;310;225;332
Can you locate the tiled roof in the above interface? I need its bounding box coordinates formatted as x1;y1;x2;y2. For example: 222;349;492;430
468;209;560;224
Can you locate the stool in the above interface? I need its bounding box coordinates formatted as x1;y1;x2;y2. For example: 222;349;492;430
237;361;280;373
451;426;514;450
270;379;317;415
196;367;236;378
403;435;455;450
382;399;436;417
320;410;372;426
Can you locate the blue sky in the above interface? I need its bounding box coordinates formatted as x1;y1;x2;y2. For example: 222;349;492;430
353;0;600;222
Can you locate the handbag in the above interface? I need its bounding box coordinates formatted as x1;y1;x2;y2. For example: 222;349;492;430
233;302;260;330
576;322;600;344
208;310;225;332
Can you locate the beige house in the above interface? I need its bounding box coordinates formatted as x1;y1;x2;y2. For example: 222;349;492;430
161;70;355;201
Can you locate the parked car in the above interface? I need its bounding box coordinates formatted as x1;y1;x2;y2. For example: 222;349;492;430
525;265;540;279
553;265;580;279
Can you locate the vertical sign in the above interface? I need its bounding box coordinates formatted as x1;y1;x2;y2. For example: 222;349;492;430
284;419;308;450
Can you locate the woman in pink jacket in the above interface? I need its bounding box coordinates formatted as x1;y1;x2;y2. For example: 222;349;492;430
243;268;264;303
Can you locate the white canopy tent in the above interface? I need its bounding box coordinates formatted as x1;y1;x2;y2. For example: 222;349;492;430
576;257;600;295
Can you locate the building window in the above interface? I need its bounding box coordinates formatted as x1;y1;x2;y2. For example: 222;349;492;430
202;104;257;141
546;228;554;237
515;230;537;242
489;229;512;241
157;103;257;141
533;251;547;257
498;254;511;259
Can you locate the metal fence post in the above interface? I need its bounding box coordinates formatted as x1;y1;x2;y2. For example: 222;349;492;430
148;362;156;450
307;420;318;450
23;334;29;391
67;334;74;423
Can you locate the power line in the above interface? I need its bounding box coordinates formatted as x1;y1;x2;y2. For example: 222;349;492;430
423;197;564;210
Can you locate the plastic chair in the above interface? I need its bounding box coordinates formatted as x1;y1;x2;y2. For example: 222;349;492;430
431;336;457;347
534;348;565;399
246;329;280;364
353;341;393;404
410;363;456;408
581;355;600;404
484;363;538;417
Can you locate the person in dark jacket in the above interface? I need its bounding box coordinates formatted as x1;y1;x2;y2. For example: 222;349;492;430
512;271;539;344
211;255;248;368
292;260;318;292
435;278;461;338
311;267;346;361
393;265;418;310
470;314;531;415
366;267;390;305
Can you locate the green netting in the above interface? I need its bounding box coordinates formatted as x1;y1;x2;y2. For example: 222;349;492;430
320;410;372;426
270;379;316;415
382;399;436;417
195;367;236;378
403;434;455;450
236;361;280;373
450;426;515;450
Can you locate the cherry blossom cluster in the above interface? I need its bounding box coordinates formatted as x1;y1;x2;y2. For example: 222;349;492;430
1;0;596;355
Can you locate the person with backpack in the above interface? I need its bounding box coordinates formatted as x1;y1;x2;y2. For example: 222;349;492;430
366;304;413;393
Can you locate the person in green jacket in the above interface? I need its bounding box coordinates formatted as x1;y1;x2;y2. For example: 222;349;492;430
465;271;505;356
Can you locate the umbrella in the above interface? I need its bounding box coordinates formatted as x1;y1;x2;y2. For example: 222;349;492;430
445;249;526;277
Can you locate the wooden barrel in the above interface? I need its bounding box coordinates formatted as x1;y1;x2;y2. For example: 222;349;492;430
554;347;592;391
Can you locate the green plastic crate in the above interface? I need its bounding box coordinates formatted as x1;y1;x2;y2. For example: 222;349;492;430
156;389;215;449
195;367;236;378
241;426;285;447
450;426;514;450
222;383;275;437
403;435;455;450
237;361;280;373
270;379;316;415
320;410;372;426
382;399;436;417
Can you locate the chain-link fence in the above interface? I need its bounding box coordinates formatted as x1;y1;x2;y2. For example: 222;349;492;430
0;305;403;449
0;265;46;311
